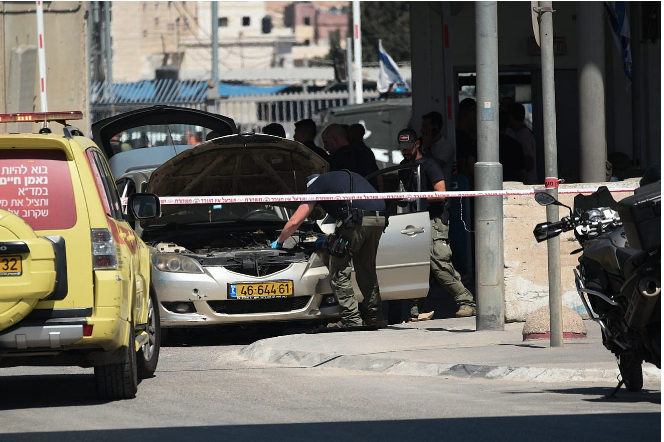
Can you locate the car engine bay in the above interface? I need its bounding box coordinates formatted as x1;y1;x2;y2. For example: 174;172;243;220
148;228;325;277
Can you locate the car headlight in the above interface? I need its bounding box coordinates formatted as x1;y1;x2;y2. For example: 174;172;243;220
153;253;204;274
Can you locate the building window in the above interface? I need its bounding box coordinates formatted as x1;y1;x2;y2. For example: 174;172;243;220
242;16;250;26
168;23;175;32
304;39;310;46
303;17;311;26
329;6;338;15
219;17;228;27
262;16;272;34
154;17;159;26
143;30;148;38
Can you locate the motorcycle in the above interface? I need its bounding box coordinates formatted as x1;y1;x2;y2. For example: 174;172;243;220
533;182;661;394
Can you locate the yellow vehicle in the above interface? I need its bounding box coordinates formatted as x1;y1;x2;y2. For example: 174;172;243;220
0;111;161;399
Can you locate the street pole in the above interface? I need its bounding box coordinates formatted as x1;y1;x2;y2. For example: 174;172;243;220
346;37;355;104
352;0;363;104
103;1;113;114
103;1;112;89
210;1;219;113
474;1;504;331
212;1;218;86
538;1;563;347
578;2;607;183
86;1;92;105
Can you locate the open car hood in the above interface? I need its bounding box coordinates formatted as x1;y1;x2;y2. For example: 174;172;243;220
91;105;236;161
146;133;329;216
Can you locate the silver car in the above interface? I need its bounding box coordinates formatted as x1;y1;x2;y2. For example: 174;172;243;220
94;107;431;329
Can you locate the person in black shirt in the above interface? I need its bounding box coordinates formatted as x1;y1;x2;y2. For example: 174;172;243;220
262;122;286;138
397;128;476;319
456;98;477;189
272;171;386;328
498;105;527;182
294;118;329;162
322;124;380;190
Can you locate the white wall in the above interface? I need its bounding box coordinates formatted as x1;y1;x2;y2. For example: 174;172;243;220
450;2;580;70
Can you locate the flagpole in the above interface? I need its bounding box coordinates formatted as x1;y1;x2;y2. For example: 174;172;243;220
352;0;363;104
346;37;355;104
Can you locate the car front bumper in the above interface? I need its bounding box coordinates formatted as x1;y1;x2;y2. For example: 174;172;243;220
154;261;342;327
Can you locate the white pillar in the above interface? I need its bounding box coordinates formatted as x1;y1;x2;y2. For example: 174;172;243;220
578;2;607;183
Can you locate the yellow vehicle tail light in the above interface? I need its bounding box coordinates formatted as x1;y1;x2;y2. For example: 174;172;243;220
91;229;117;270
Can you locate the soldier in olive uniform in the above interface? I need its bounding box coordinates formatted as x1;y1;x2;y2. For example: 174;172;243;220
272;171;386;328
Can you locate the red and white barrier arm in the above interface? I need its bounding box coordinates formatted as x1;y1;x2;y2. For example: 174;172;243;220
122;185;638;206
36;1;48;112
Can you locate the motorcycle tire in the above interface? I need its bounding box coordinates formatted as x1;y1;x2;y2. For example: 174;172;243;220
618;354;644;392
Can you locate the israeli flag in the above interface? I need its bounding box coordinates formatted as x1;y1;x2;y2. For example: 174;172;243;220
377;39;405;94
605;1;633;82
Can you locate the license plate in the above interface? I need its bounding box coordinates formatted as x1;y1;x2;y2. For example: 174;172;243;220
0;255;22;276
229;281;294;299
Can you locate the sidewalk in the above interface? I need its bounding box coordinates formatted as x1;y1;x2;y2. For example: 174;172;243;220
238;318;661;384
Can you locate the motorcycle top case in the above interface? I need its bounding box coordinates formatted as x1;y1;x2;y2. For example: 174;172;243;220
616;181;661;252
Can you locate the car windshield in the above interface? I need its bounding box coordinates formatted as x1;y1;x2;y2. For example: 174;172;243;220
145;202;293;229
110;124;213;154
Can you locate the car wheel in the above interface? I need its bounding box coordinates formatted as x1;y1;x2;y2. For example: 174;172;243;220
619;353;643;392
94;325;138;399
137;288;161;379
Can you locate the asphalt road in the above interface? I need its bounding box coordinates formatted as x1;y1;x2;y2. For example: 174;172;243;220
0;327;660;442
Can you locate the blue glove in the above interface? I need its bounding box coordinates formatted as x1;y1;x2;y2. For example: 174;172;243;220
314;236;326;249
270;240;283;249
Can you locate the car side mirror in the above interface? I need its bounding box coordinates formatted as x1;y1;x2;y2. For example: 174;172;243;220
128;193;161;220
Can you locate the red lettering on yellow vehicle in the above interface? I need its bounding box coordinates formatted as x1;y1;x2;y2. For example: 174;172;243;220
106;219;138;254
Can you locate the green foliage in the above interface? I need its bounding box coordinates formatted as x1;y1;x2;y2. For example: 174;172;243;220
355;1;411;63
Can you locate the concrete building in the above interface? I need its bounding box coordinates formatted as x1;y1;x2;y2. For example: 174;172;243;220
283;1;349;66
109;1;297;82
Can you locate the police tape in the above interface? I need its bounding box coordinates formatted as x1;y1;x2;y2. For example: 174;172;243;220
121;186;638;205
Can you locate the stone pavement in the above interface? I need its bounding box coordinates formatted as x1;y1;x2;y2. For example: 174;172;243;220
238;317;661;385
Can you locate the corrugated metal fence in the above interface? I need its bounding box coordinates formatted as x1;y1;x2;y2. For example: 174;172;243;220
90;80;208;122
90;80;379;136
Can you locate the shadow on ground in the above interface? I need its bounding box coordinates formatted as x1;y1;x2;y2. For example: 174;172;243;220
0;413;659;442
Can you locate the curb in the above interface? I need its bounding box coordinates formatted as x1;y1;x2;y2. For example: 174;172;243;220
238;341;662;384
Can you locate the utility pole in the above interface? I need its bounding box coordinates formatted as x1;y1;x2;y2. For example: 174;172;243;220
211;1;218;86
474;1;504;331
538;1;563;347
103;1;113;114
103;1;112;88
346;37;354;104
209;1;219;113
352;0;363;104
